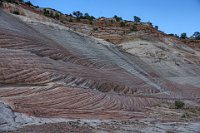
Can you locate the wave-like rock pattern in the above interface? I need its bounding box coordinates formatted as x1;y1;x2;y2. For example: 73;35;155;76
0;9;200;120
0;47;158;95
0;86;159;119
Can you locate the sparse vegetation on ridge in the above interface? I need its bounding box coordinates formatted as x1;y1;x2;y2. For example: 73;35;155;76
134;16;141;23
113;15;122;22
1;0;200;43
24;1;33;6
180;33;187;39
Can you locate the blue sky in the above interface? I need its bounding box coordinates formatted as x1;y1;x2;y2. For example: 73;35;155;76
30;0;200;36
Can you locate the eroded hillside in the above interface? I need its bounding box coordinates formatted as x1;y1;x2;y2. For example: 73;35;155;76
0;1;200;132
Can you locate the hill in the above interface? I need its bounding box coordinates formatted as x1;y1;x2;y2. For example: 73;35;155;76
0;1;200;132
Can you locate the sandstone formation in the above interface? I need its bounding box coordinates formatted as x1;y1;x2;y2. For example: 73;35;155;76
0;2;200;132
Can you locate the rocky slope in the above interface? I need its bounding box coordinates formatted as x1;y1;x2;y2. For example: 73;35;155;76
0;1;200;132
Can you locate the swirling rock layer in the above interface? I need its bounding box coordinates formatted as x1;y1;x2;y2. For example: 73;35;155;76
0;9;200;121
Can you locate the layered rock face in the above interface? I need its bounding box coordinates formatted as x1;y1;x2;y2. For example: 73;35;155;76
0;7;200;131
0;9;160;119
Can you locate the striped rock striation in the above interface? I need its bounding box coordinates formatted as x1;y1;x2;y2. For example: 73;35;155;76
0;7;200;131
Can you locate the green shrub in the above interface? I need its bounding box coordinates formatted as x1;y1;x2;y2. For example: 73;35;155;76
73;11;83;19
54;13;60;20
43;9;54;18
113;15;122;22
12;11;20;15
82;13;95;21
180;33;187;39
131;25;138;32
120;21;126;27
134;16;141;23
89;21;93;25
175;100;185;109
25;1;33;6
192;32;200;40
155;25;159;30
93;27;98;31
